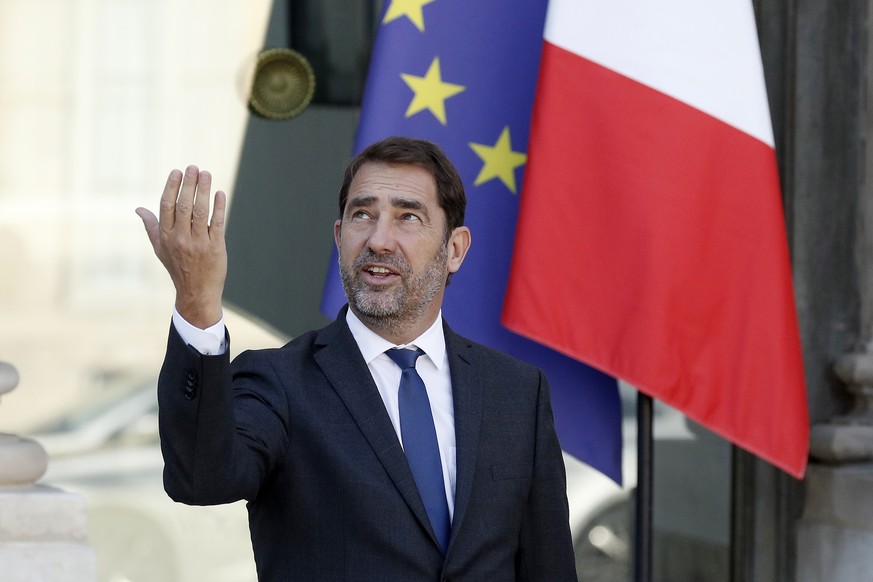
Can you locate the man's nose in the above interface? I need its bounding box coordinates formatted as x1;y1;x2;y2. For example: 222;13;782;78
366;216;398;253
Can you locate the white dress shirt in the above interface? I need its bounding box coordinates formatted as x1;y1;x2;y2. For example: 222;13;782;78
172;308;457;517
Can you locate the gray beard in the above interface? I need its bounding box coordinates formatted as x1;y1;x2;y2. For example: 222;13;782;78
339;245;448;338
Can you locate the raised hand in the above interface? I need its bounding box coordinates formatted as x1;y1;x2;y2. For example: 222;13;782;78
136;165;228;329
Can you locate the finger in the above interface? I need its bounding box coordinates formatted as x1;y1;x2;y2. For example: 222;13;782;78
175;165;200;228
135;207;161;253
159;169;183;231
192;170;212;235
209;190;227;240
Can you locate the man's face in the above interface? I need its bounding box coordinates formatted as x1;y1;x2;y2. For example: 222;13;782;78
335;162;461;334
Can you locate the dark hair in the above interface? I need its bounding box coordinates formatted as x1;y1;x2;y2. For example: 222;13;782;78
338;136;466;238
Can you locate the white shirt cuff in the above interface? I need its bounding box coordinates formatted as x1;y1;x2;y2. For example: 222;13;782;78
172;308;227;355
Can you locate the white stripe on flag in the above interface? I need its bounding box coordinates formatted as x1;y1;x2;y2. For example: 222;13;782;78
544;0;775;147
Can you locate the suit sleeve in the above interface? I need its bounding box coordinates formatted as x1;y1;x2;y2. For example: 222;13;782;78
516;369;578;581
157;322;290;505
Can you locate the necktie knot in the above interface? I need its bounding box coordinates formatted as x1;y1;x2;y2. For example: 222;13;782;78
386;347;424;370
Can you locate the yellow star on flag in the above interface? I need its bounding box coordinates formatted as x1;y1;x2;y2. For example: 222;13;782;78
469;127;528;194
400;57;465;126
382;0;437;32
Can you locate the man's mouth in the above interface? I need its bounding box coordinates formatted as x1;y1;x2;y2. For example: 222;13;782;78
353;252;407;285
367;266;393;277
361;264;401;284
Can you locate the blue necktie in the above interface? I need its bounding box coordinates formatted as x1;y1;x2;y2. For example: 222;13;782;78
386;348;451;552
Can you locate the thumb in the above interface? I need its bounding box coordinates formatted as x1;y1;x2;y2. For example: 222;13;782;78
135;207;161;252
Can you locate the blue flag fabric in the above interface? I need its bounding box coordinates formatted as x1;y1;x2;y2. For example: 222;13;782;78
321;0;622;482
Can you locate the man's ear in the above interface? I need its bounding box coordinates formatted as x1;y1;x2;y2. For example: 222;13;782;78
334;219;342;250
446;226;472;274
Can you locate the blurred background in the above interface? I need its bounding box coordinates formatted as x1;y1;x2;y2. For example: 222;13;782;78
0;1;732;581
0;0;278;432
0;2;276;581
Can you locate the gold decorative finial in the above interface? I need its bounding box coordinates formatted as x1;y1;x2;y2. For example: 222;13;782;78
248;48;316;120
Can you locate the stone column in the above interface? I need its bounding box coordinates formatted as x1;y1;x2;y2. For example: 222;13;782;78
0;361;95;582
796;2;873;579
800;356;873;581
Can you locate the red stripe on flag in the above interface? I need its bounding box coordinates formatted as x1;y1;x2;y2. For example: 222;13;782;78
504;42;808;478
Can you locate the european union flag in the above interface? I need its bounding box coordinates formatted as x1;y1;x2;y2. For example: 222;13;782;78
321;0;622;481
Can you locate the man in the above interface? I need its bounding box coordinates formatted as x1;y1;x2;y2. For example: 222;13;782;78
136;137;577;581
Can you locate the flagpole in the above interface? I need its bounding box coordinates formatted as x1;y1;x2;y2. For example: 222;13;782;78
634;391;654;582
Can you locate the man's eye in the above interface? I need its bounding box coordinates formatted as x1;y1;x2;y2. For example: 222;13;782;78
401;213;421;222
352;211;370;220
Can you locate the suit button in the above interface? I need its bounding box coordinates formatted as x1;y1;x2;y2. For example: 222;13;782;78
184;370;196;399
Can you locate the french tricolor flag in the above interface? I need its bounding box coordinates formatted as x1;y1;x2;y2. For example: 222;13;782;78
504;0;809;478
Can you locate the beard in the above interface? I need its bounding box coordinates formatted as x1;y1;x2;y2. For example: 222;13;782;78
339;244;448;336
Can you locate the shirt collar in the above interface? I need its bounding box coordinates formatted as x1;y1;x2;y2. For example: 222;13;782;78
346;308;447;370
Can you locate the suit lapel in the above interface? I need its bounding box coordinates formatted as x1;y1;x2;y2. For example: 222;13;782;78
443;324;484;554
312;312;440;547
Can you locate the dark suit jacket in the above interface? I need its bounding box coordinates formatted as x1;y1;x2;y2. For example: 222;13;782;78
157;308;577;581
